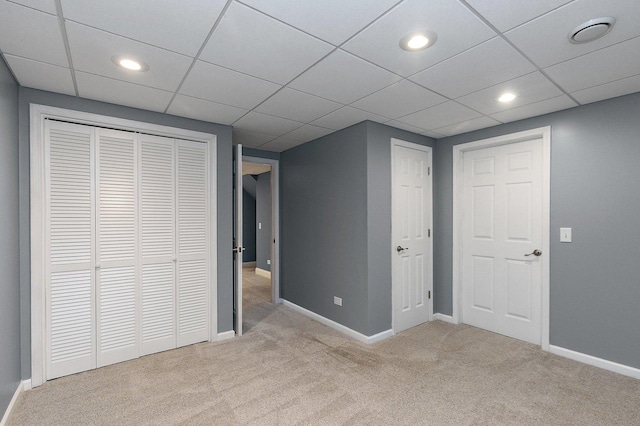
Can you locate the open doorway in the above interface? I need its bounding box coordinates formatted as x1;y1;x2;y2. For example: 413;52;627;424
237;155;280;334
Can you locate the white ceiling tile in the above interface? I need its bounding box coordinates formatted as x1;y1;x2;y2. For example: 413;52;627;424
545;36;640;93
76;71;173;112
259;137;306;152
351;79;446;119
456;72;563;115
310;106;388;130
384;120;428;134
289;50;401;104
0;2;68;66
283;124;334;142
238;0;399;45
180;61;281;110
571;74;640;105
342;0;495;77
433;116;501;137
167;94;248;125
233;111;303;136
66;22;192;92
490;95;577;123
233;129;274;148
396;101;482;130
465;0;573;32
255;88;342;122
60;0;226;56
4;54;75;95
200;2;333;84
505;0;640;68
410;37;536;99
9;0;57;15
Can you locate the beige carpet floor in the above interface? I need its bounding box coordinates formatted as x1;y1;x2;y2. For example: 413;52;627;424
9;271;640;425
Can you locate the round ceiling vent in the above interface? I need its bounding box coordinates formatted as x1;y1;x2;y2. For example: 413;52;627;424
569;17;615;44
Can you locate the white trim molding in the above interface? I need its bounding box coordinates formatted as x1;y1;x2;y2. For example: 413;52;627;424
452;126;551;351
216;330;236;342
29;104;218;387
0;380;29;426
255;267;271;279
433;313;458;324
282;300;393;344
550;345;640;380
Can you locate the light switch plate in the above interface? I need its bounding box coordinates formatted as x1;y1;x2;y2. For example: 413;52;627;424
334;296;342;306
560;227;572;243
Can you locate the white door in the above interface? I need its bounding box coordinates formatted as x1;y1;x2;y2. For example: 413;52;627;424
393;141;432;333
176;140;210;346
139;134;176;356
462;138;543;345
96;128;138;367
45;121;96;379
234;144;243;336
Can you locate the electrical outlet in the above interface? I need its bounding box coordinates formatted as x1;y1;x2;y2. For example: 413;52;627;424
259;222;262;230
334;296;342;306
266;259;271;265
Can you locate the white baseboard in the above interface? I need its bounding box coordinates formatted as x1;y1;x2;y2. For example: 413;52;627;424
433;313;457;324
549;345;640;380
255;267;271;279
1;380;27;426
215;330;235;342
282;299;393;344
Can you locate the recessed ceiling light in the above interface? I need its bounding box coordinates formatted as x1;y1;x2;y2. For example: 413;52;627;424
569;17;615;44
111;55;149;72
399;30;437;51
498;92;516;103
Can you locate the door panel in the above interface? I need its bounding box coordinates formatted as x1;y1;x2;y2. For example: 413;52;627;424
234;144;243;336
393;142;432;333
96;129;138;367
139;135;176;354
462;138;543;344
176;140;209;346
46;121;95;379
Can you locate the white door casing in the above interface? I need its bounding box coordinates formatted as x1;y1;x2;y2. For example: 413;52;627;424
30;105;218;387
453;127;550;350
392;139;433;334
234;144;243;336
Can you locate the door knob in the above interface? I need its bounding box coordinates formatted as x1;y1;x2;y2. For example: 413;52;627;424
525;249;542;257
396;246;408;253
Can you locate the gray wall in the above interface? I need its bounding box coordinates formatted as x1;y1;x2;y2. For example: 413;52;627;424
0;57;20;415
242;147;280;161
281;121;433;336
242;190;257;262
18;88;234;380
256;172;272;271
433;92;640;369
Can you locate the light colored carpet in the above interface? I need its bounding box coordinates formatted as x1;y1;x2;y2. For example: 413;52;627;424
9;272;640;425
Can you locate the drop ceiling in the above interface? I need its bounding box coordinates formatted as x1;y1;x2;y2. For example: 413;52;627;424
2;0;640;152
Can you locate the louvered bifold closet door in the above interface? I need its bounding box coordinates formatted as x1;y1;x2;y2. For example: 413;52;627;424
140;134;176;355
176;140;210;347
96;129;138;367
45;120;96;380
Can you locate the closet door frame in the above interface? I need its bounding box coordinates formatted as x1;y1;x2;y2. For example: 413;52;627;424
30;104;218;387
